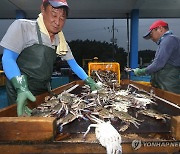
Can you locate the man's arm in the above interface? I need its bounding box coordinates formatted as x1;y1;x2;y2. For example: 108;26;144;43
67;59;88;80
146;36;177;74
2;48;36;116
67;59;101;91
2;48;21;80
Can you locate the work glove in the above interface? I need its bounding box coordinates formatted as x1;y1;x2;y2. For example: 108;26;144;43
134;68;146;76
84;76;101;91
11;75;36;116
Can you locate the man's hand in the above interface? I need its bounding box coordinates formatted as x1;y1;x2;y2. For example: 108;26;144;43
11;75;36;116
84;76;101;91
16;91;35;116
134;68;146;76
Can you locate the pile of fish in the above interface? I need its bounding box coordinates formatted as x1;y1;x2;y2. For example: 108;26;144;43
32;69;170;132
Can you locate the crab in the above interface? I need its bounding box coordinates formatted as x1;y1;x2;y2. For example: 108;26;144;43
131;97;156;109
83;115;122;154
110;109;142;128
137;109;170;121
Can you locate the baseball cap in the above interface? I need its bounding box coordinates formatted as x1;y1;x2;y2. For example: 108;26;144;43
43;0;69;8
143;20;168;39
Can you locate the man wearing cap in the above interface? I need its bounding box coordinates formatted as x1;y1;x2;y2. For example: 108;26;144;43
134;20;180;94
0;0;100;116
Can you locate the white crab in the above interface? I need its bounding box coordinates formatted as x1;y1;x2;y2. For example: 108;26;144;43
84;115;122;154
132;97;155;109
112;102;130;112
116;90;130;96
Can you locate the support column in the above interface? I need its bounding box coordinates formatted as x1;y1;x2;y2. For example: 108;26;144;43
129;9;139;80
16;10;26;19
